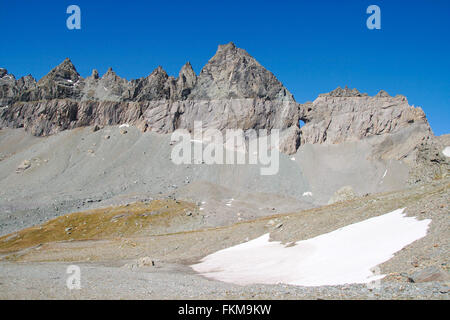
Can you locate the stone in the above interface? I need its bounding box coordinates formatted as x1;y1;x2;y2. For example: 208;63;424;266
408;266;450;283
137;257;155;267
16;160;31;173
328;186;357;204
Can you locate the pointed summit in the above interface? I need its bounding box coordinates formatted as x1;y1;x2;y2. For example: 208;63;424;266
102;67;119;80
177;62;197;99
217;42;237;52
91;69;99;79
179;62;195;76
39;58;80;84
150;66;168;77
132;66;171;101
17;74;37;89
189;42;294;101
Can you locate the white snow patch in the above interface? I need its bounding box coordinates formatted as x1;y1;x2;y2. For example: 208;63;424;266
225;198;234;207
119;124;130;128
191;208;430;286
443;146;450;157
302;191;313;197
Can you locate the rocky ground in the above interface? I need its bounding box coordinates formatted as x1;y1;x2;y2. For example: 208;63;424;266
0;177;448;299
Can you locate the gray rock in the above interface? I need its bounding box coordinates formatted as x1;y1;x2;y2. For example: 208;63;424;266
328;186;357;204
137;257;155;267
408;266;450;283
299;92;430;146
176;62;196;100
189;42;294;101
15;160;31;173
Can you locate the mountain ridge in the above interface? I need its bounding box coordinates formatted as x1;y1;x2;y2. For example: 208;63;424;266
0;43;445;174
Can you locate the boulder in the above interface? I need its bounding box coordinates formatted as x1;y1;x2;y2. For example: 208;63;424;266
408;266;450;283
328;186;356;204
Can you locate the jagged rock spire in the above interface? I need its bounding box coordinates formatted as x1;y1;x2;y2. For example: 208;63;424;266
177;62;197;99
91;69;99;79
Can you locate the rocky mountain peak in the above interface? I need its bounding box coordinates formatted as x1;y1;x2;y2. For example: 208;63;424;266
177;62;197;99
189;42;294;101
102;67;120;81
16;75;36;88
150;66;168;78
217;41;237;52
320;86;368;97
39;58;80;84
375;89;391;98
0;68;15;82
179;62;195;77
91;69;99;79
131;66;171;101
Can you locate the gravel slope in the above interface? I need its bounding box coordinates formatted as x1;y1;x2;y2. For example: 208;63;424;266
0;178;448;299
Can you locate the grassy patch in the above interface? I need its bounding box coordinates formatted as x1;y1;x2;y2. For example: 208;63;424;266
0;199;196;253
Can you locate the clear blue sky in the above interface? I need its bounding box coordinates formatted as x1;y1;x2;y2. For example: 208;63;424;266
1;0;449;135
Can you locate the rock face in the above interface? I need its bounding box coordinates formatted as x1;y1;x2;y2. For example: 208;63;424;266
408;266;450;283
0;42;441;169
299;89;431;145
0;43;300;152
189;42;294;101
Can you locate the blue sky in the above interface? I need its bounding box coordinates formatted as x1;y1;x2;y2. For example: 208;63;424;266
1;0;449;135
